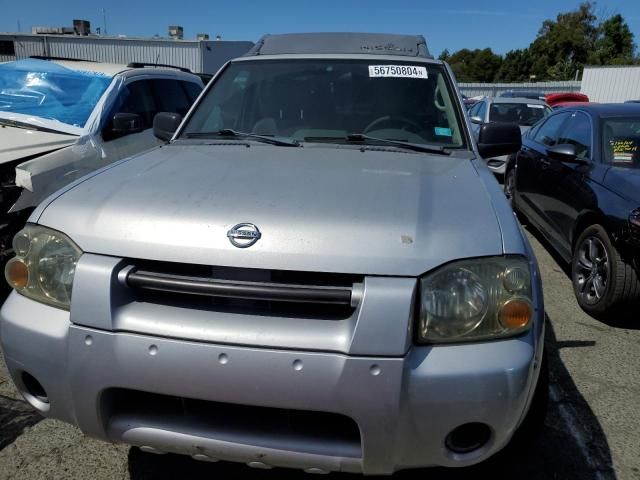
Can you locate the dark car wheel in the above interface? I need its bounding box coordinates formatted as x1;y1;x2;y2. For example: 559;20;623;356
571;225;640;316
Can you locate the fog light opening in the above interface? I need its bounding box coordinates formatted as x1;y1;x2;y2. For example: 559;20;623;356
21;372;49;405
445;423;491;454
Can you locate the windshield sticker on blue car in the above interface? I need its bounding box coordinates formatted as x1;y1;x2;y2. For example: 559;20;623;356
369;65;428;79
434;127;452;137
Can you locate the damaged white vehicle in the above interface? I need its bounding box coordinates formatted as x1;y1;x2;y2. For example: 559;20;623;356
0;58;203;258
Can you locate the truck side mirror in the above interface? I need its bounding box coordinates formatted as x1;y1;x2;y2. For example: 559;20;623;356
112;113;144;135
153;112;183;141
546;144;581;163
477;122;522;158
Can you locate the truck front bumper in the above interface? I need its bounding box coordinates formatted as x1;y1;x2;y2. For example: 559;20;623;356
1;292;543;475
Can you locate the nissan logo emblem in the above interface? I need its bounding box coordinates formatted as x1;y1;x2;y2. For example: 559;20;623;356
227;223;261;248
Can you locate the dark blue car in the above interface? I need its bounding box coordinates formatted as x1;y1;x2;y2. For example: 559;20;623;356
505;104;640;317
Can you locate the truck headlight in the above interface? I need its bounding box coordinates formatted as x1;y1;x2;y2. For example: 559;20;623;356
4;225;82;310
418;256;534;343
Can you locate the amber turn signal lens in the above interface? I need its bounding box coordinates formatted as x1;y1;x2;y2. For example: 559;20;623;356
499;299;532;330
5;259;29;289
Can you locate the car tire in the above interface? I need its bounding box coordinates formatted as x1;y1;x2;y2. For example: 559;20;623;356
571;224;640;317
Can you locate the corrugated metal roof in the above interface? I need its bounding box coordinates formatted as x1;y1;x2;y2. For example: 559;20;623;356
9;36;46;57
45;36;203;72
581;66;640;102
2;32;219;43
0;34;253;73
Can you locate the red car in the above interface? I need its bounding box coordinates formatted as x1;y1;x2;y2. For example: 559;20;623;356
546;92;589;108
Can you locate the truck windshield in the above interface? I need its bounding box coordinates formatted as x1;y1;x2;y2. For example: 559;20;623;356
0;59;112;129
183;60;467;148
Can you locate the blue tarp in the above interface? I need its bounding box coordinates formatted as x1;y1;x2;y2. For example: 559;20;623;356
0;59;112;128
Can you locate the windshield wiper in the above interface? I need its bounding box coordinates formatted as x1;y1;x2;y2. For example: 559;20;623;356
345;133;450;155
0;118;74;135
186;129;300;147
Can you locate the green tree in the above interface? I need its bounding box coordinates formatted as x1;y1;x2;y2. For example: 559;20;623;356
528;2;598;80
592;14;636;65
443;4;637;82
446;48;502;82
495;49;533;82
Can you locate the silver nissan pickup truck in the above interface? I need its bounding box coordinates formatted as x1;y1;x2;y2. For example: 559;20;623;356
1;33;546;475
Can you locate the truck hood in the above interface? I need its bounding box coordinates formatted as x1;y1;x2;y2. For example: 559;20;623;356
0;125;77;166
37;144;504;276
604;167;640;205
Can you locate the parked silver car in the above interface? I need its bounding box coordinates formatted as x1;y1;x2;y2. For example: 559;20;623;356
0;58;204;263
1;33;546;475
469;97;552;175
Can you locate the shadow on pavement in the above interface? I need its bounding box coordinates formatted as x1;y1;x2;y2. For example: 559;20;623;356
127;318;615;480
0;394;43;451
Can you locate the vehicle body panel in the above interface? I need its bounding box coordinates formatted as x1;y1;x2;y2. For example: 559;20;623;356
0;126;76;165
2;34;545;474
36;144;503;277
604;167;640;204
1;61;203;212
468;97;550;174
1;272;543;474
545;92;589;107
551;101;598;110
509;104;640;261
499;90;545;101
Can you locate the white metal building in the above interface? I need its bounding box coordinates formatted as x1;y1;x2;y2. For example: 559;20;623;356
580;66;640;102
0;33;254;74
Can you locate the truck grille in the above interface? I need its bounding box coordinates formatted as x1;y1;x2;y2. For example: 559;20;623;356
103;388;362;459
119;261;364;320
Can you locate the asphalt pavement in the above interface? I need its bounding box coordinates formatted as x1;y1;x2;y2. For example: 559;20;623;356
0;226;638;480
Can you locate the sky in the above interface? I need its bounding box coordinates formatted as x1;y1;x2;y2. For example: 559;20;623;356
1;0;639;57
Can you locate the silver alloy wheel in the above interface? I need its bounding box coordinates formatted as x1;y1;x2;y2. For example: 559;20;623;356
574;236;610;304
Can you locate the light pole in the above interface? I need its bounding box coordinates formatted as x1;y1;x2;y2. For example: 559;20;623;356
102;8;107;36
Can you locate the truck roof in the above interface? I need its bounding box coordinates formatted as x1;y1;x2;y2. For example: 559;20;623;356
245;32;431;58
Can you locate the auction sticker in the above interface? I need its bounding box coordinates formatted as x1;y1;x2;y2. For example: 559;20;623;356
610;138;638;164
434;127;452;137
369;65;428;79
